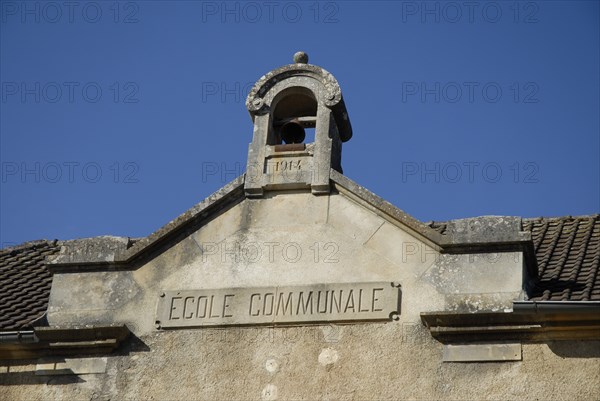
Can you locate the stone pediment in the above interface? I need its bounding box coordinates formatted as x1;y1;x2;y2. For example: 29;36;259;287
47;170;531;273
45;169;530;336
44;53;533;340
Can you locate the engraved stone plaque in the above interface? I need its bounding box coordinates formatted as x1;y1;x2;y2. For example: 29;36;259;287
155;282;401;329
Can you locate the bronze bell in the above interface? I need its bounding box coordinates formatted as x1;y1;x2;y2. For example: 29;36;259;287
279;119;306;144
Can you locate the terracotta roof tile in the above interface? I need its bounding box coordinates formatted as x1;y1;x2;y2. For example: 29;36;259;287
0;240;60;330
522;215;600;301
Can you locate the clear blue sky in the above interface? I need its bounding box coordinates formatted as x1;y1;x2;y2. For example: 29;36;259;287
1;0;599;247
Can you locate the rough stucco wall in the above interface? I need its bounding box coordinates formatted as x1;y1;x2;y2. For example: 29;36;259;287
1;329;599;401
2;191;596;400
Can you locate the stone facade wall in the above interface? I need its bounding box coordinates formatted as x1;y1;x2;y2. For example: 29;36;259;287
1;191;598;400
1;330;599;400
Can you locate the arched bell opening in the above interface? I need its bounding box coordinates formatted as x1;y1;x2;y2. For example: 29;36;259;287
244;52;352;197
268;87;318;150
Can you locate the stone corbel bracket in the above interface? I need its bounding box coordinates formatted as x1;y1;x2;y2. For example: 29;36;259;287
421;302;600;343
0;325;130;360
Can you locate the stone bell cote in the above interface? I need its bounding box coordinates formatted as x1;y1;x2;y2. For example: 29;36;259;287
244;52;353;197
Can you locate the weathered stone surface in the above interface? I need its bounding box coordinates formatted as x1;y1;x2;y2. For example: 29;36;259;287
443;343;522;362
48;236;131;265
36;357;107;375
424;252;524;312
446;216;529;244
2;329;598;400
293;51;309;64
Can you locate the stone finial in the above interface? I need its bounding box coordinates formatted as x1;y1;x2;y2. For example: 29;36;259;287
293;51;309;64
